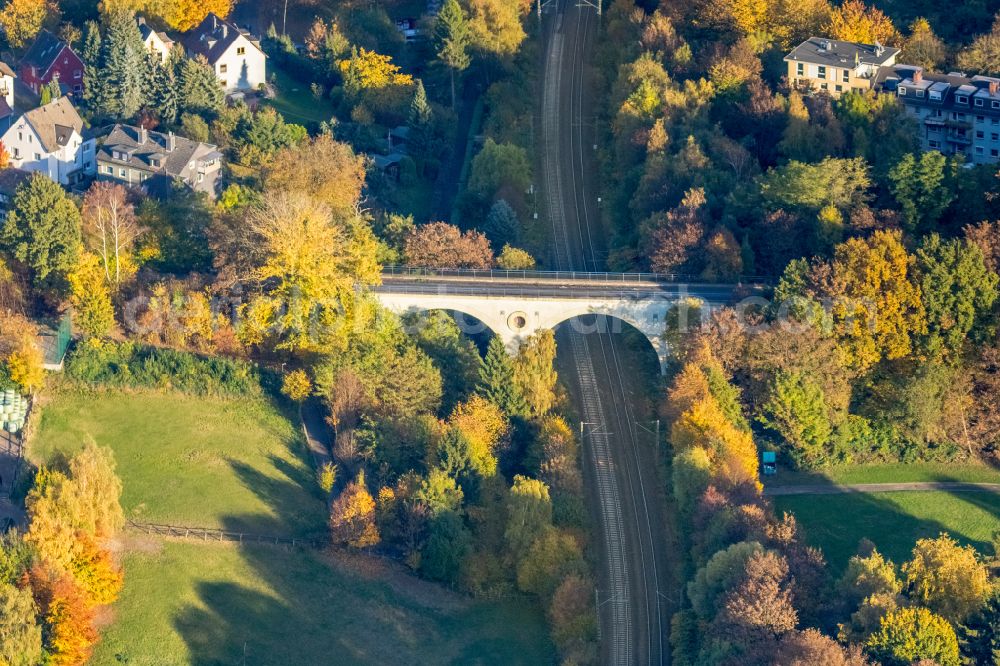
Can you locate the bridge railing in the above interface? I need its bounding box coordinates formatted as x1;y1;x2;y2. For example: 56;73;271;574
381;265;773;285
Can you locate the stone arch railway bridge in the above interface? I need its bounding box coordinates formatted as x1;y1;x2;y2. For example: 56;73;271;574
375;267;766;373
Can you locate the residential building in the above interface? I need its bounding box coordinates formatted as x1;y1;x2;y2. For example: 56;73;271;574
0;96;95;186
0;167;32;221
0;61;15;131
18;30;85;95
94;123;223;197
181;13;266;92
785;37;900;97
881;65;1000;165
138;16;176;64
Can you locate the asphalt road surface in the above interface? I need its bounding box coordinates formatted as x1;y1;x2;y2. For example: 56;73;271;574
540;3;672;664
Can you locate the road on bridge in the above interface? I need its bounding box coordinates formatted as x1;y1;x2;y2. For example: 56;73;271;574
540;2;675;664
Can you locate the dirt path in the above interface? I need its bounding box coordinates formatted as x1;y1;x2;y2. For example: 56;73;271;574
764;482;1000;496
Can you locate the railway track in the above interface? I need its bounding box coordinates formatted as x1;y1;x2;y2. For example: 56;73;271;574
540;1;669;663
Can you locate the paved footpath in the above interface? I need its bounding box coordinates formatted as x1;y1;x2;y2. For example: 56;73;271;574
764;482;1000;496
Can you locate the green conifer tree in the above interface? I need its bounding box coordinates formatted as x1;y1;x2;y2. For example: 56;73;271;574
477;336;529;417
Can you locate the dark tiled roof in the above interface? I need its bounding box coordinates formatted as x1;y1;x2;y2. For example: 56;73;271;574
0;167;32;198
21;97;84;153
20;30;69;74
181;13;255;65
95;124;219;179
786;37;900;67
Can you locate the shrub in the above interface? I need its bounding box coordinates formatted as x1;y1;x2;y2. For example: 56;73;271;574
65;341;262;397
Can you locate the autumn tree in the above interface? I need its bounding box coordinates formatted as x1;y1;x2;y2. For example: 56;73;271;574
505;475;552;560
467;0;526;58
824;0;900;45
68;253;116;338
27;564;98;666
448;395;508;478
81;181;142;290
238;191;380;353
329;470;380;548
0;582;42;666
263;135;367;216
403;221;493;269
0;0;49;48
866;606;960;666
903;533;991;624
513;330;558;417
903;18;947;70
0;174;82;291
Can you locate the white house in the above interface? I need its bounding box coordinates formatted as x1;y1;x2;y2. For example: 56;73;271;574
0;97;96;187
137;17;175;64
0;61;14;131
181;13;266;92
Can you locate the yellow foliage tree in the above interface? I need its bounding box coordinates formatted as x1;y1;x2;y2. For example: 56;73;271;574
68;252;116;339
824;0;899;45
0;0;49;49
0;312;44;392
902;533;991;624
448;395;508;478
514;329;558;417
827;229;925;372
329;470;380;548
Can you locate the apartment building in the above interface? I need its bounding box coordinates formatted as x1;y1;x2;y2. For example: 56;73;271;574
785;37;900;97
882;65;1000;164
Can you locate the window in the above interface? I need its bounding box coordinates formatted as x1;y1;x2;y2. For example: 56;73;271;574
976;98;985;107
796;63;803;76
219;64;227;74
236;46;246;56
817;65;826;79
957;95;968;104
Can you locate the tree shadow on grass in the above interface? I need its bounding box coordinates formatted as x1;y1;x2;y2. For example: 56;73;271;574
777;483;1000;575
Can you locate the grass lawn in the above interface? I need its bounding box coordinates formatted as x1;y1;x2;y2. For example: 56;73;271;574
265;66;337;126
94;540;553;665
765;461;1000;487
775;490;1000;574
29;389;327;538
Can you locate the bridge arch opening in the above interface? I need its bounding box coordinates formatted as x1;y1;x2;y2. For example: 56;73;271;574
551;314;666;377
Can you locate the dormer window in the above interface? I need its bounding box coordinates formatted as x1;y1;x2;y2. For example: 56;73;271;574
957;95;969;104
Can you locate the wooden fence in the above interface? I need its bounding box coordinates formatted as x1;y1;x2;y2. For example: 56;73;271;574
126;520;326;549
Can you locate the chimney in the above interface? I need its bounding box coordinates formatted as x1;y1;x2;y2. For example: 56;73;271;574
990;80;999;96
913;69;923;83
167;131;176;152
